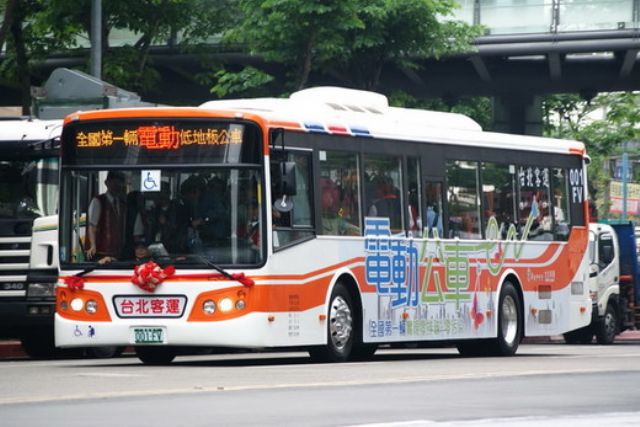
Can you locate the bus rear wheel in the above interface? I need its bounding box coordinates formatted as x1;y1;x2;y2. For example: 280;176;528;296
135;346;177;365
309;283;355;363
458;281;522;357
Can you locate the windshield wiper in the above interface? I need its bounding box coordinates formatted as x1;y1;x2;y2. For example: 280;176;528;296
193;254;255;287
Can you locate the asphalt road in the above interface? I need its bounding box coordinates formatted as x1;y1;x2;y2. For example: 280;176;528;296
2;343;640;426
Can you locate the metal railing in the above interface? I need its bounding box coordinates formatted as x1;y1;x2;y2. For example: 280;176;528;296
450;0;640;35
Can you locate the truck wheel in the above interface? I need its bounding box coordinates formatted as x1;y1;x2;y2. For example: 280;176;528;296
21;331;56;359
135;346;177;365
563;326;593;344
595;304;617;345
309;283;355;363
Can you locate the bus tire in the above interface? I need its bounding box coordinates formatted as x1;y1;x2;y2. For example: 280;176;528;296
135;346;177;365
595;303;617;345
488;280;522;356
21;330;56;359
309;283;355;363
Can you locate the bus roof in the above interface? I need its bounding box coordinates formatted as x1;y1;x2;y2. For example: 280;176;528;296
64;87;586;157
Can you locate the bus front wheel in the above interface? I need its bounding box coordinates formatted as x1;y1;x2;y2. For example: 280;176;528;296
309;283;355;363
457;281;522;357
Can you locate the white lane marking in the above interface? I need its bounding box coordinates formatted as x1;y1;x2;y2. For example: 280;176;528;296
344;412;640;426
74;373;147;378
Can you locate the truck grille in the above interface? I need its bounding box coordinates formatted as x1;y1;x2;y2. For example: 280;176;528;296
0;236;31;297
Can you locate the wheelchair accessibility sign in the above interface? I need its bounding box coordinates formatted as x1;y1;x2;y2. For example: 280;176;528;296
140;170;161;192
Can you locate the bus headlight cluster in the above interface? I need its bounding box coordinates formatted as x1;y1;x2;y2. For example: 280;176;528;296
69;297;99;314
201;297;246;315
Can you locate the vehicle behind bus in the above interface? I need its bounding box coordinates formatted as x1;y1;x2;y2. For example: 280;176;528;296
55;88;592;364
0;118;60;356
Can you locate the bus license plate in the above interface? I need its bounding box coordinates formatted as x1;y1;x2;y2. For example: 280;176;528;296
132;327;165;344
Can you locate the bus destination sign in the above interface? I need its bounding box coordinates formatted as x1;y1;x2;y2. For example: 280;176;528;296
74;125;244;150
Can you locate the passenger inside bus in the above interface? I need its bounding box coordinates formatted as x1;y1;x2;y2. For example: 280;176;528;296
321;177;359;236
368;176;401;231
122;190;149;260
160;175;205;254
85;171;126;260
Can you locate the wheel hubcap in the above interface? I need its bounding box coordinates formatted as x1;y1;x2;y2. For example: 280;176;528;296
501;295;518;345
329;296;352;351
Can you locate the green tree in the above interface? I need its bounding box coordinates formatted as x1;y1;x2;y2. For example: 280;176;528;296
543;92;640;219
217;0;480;96
226;0;362;92
0;0;237;108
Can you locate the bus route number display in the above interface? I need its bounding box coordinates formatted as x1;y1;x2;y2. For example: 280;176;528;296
74;125;243;150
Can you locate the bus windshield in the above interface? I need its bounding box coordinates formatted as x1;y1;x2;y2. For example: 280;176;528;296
59;119;264;267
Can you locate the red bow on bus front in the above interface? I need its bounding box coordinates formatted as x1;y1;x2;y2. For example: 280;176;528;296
63;276;85;291
131;261;176;292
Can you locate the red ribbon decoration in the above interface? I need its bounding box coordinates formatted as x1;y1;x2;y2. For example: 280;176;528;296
130;261;176;292
230;272;255;288
63;276;85;291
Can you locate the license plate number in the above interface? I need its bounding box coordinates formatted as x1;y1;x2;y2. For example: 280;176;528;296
132;327;165;344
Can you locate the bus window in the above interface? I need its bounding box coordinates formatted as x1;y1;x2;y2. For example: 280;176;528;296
424;181;443;238
446;160;481;239
552;167;570;240
481;162;516;239
406;157;422;237
318;150;361;236
364;154;403;233
517;165;552;241
271;150;314;248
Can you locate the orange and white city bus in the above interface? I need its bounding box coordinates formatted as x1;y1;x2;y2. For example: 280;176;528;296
55;87;592;364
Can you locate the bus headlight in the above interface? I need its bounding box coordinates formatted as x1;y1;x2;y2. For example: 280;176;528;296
218;298;233;312
27;283;55;298
70;298;84;311
85;299;98;314
203;300;216;315
235;300;246;310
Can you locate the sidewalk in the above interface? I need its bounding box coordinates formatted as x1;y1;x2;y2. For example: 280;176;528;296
0;340;26;359
2;331;640;360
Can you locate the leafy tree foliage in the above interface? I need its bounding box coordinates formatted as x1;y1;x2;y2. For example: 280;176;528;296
217;0;481;96
0;0;236;105
543;92;640;219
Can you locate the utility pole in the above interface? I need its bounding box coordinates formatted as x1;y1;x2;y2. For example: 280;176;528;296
622;140;629;222
90;0;102;79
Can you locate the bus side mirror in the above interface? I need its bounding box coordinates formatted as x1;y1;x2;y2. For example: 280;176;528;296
273;161;297;197
273;161;296;212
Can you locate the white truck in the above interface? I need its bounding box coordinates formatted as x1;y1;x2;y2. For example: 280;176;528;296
563;222;640;344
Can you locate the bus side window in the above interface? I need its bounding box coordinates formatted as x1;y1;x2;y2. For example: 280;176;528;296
318;150;361;236
446;160;481;239
552;167;570;241
481;162;516;240
364;154;403;233
424;181;443;238
516;165;553;241
406;157;422;237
